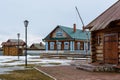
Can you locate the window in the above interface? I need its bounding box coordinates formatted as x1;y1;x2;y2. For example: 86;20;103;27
84;42;88;50
64;42;69;50
50;42;55;50
56;30;63;37
80;42;84;50
96;35;101;45
88;42;90;50
57;42;61;50
77;42;80;50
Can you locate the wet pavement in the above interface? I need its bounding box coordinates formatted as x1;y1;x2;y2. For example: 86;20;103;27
36;65;120;80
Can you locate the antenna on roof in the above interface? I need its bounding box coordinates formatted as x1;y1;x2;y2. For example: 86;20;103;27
75;6;85;31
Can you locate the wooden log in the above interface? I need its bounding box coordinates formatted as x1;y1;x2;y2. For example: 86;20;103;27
91;52;96;55
119;37;120;40
99;43;103;46
96;54;103;58
119;54;120;58
96;50;103;54
96;46;103;50
119;59;120;62
118;46;120;49
96;56;103;61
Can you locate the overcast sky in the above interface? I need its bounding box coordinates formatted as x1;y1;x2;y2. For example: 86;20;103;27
0;0;117;46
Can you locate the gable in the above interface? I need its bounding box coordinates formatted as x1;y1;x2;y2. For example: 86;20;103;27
51;27;71;39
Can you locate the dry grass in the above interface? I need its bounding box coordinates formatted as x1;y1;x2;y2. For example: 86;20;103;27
0;68;54;80
2;60;19;63
48;62;61;65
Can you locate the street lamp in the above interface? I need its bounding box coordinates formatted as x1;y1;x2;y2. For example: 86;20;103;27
17;33;20;60
24;20;29;67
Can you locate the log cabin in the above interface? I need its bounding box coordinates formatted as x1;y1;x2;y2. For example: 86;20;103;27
43;24;90;54
1;39;25;56
85;0;120;65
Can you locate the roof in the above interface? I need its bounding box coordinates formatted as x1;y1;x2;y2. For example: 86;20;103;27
59;26;90;40
85;0;120;31
30;43;45;49
1;39;25;46
7;39;24;43
43;25;90;41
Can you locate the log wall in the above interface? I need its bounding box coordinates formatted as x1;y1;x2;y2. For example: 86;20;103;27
118;33;120;63
92;32;120;63
91;31;104;62
3;46;24;56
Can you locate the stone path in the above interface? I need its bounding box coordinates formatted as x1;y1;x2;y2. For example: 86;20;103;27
36;65;120;80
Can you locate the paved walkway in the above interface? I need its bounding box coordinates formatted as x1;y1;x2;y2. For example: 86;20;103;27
36;65;120;80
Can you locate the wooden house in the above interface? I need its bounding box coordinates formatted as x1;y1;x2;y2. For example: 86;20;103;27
43;24;90;53
1;39;25;56
30;42;45;50
85;1;120;64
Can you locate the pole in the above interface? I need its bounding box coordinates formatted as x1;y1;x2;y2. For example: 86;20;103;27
24;20;28;68
75;6;85;28
25;26;27;67
17;33;20;60
75;6;90;62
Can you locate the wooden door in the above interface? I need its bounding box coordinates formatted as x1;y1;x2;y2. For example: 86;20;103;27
104;33;118;64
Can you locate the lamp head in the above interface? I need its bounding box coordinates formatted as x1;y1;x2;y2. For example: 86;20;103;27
24;20;29;27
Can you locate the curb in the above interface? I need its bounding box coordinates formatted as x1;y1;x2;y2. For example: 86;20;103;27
34;67;57;80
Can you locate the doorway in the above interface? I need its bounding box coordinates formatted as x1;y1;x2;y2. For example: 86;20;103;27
104;33;118;64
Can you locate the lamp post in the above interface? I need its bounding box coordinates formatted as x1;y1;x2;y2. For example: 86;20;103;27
24;20;29;67
17;33;20;60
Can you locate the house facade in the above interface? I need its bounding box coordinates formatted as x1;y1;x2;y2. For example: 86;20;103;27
85;1;120;64
1;39;25;56
43;24;90;53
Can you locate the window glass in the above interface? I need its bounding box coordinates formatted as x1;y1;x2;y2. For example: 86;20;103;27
56;30;63;37
80;42;84;50
64;42;69;50
50;42;54;50
57;42;61;50
77;42;80;50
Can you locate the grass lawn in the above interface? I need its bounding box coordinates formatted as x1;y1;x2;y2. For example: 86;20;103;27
0;67;54;80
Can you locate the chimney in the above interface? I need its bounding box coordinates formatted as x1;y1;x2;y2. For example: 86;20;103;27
73;23;76;32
